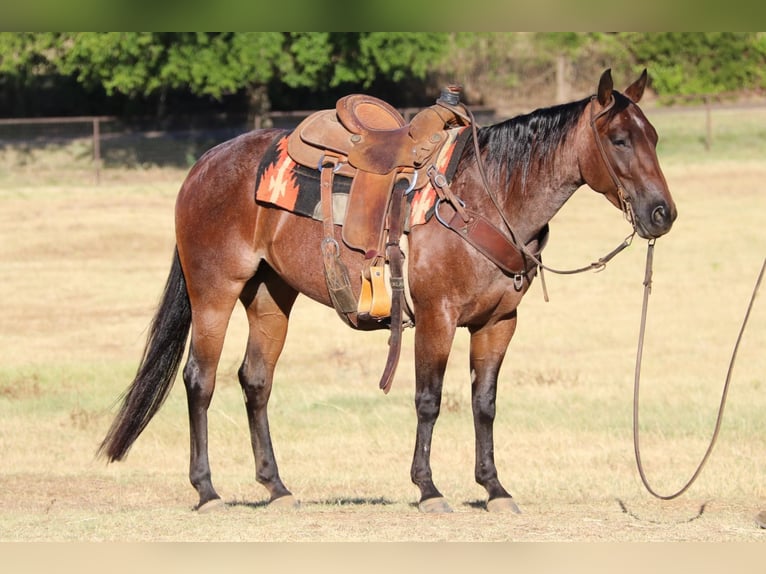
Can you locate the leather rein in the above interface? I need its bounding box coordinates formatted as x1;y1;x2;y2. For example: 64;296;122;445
440;96;765;501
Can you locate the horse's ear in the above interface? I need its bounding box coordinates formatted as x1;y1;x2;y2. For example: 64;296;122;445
597;69;613;106
624;68;648;103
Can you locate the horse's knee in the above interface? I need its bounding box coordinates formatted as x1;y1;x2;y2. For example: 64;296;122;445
415;390;441;422
237;359;272;404
237;360;260;389
472;393;496;424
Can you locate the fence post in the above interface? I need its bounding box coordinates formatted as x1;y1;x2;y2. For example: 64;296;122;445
92;117;101;184
555;54;568;103
704;96;712;152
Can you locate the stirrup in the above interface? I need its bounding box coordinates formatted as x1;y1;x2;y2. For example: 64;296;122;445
358;264;391;319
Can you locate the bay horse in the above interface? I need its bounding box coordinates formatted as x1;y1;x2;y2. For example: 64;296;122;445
99;69;676;513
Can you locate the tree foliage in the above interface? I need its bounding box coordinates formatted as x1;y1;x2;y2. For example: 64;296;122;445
0;32;450;115
51;32;449;99
0;32;59;75
1;32;765;118
55;33;288;98
619;32;766;96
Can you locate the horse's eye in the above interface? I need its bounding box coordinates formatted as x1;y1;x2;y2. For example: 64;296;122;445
611;137;628;148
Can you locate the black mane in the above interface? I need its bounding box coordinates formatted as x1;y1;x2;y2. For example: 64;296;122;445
463;97;590;190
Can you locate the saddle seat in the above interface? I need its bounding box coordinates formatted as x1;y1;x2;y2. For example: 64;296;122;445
336;94;454;175
287;94;458;177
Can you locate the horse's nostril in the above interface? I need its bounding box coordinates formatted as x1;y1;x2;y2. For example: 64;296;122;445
652;205;667;225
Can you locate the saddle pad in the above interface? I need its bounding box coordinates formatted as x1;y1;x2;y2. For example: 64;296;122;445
255;127;470;228
408;125;471;226
255;134;350;223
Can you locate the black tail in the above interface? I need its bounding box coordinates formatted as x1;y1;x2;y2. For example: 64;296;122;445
98;247;191;462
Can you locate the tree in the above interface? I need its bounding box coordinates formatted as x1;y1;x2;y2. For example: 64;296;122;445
329;32;449;87
54;33;280;118
0;33;452;118
0;32;62;115
620;32;766;97
52;33;448;121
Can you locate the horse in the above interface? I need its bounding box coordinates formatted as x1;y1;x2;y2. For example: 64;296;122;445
99;69;676;514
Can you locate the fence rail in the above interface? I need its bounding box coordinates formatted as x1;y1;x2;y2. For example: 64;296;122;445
0;115;116;183
0;106;496;185
0;99;764;186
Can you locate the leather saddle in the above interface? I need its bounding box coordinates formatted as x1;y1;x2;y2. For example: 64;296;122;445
287;94;466;254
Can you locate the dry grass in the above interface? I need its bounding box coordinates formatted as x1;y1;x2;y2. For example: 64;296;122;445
0;153;765;542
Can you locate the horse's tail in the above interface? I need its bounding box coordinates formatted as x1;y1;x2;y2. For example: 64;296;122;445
98;247;191;462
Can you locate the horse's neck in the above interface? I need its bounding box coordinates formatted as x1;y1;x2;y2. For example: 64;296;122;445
496;147;583;245
460;107;593;245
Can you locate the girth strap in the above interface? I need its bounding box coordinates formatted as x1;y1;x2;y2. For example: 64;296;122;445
318;153;409;393
378;179;408;393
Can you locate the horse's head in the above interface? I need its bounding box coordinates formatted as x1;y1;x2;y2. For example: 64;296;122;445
580;69;677;240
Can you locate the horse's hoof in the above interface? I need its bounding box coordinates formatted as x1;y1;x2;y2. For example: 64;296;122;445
269;494;300;510
196;498;226;513
487;497;522;514
756;511;766;529
419;497;453;513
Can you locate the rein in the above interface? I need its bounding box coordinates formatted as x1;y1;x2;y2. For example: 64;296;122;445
633;245;766;500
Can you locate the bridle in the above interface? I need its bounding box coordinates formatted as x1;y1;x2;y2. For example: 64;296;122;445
459;95;639;297
588;94;638;231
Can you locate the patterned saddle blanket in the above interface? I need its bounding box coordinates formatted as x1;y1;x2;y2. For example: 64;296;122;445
255;127;470;233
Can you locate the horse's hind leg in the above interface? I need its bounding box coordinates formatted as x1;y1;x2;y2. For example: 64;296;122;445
183;286;241;511
238;266;298;507
469;316;521;513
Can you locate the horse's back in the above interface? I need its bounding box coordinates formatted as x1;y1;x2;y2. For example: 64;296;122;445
174;127;338;307
174;129;285;287
177;129;283;215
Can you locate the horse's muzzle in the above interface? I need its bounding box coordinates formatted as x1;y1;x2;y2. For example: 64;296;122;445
636;201;677;239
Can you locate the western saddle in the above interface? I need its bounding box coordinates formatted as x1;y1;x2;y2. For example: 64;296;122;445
285;87;471;392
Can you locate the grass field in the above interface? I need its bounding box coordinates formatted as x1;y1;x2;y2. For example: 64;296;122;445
0;105;765;543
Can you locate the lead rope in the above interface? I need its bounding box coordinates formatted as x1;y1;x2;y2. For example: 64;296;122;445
633;245;766;499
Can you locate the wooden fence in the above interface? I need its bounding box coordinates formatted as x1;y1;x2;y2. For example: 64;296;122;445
0;98;763;185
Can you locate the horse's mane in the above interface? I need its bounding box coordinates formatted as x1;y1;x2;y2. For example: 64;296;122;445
462;97;591;191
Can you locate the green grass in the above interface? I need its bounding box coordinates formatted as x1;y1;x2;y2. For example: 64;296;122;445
649;104;766;163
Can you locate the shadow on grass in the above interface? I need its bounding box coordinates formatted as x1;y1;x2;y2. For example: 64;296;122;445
226;497;491;512
227;496;396;510
405;499;489;511
463;499;489;510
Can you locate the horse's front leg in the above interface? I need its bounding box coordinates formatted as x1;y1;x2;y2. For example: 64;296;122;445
469;314;522;513
411;311;457;513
